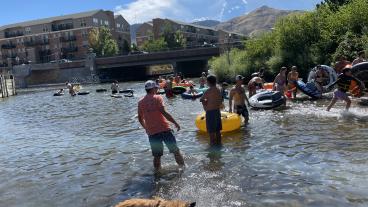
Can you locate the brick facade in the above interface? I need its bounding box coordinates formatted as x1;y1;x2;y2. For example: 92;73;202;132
0;10;130;65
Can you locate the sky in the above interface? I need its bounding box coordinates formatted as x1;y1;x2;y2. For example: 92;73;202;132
0;0;323;26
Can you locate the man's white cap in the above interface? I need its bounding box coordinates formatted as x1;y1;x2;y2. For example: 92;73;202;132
144;80;159;90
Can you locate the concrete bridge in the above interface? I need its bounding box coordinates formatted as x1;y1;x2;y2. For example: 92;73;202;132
6;46;223;87
94;47;220;82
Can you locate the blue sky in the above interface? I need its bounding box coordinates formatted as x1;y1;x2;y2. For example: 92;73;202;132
1;0;322;26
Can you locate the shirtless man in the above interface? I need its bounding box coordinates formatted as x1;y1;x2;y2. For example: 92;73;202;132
334;56;351;74
229;75;250;124
247;76;263;97
200;75;223;146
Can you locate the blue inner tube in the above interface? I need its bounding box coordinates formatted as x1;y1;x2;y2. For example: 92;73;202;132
181;92;203;99
120;89;134;94
53;93;64;96
77;91;90;95
295;80;322;99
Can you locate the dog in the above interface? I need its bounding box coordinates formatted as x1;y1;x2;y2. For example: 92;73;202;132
114;197;196;207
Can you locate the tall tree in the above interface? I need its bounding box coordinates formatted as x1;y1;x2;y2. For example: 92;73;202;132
88;27;119;56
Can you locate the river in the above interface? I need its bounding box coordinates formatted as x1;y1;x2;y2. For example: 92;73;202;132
1;82;368;207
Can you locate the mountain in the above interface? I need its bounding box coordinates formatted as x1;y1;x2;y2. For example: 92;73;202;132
216;6;298;36
192;20;221;28
130;23;142;44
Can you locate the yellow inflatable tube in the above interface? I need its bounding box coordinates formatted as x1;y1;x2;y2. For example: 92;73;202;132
195;111;241;133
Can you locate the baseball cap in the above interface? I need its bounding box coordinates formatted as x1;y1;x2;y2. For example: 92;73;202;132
144;80;159;90
236;75;244;81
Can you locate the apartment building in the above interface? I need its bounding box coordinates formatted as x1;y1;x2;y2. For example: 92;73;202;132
136;22;153;48
0;10;130;66
136;18;245;49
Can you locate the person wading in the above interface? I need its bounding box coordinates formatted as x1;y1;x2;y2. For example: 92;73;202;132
138;80;185;171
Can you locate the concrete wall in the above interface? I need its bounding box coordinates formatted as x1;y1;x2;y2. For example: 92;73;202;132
25;67;92;85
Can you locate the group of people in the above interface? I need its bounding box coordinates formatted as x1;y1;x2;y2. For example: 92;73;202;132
137;73;259;171
137;52;367;170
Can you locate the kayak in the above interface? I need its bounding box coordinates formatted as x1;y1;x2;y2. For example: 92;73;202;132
295;80;322;99
172;86;187;95
53;93;64;96
195;112;241;133
96;89;107;92
181;92;203;99
77;91;90;95
352;62;368;89
249;90;284;109
308;65;337;93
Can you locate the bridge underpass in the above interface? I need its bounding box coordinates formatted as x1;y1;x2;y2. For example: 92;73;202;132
95;47;220;82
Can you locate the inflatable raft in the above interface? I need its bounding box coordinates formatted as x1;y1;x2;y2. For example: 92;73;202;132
308;65;337;93
120;89;134;94
181;92;203;99
195;112;241;133
352;62;368;89
53;93;64;96
172;86;187;95
249;90;284;109
111;94;123;98
77;91;90;95
295;80;322;99
96;89;107;92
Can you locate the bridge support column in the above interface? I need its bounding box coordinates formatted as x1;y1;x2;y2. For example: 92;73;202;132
85;50;98;83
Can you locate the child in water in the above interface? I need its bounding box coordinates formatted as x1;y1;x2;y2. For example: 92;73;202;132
287;66;299;98
187;85;198;95
326;67;364;111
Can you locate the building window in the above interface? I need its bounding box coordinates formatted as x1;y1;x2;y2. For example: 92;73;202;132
100;20;103;25
45;45;49;50
22;48;26;52
43;25;49;32
82;30;89;38
93;18;98;24
104;21;109;26
80;19;87;27
117;23;121;28
25;27;31;34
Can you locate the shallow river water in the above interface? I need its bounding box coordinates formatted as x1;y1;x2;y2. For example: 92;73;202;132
1;82;368;207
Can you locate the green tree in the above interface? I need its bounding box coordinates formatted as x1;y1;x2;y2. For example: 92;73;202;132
142;37;168;52
88;27;119;56
122;40;131;54
131;43;139;52
162;22;186;49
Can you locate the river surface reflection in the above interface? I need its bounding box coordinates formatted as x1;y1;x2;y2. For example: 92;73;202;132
1;82;368;207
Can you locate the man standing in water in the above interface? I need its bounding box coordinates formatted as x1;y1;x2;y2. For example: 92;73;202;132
138;80;185;171
229;75;250;124
200;75;223;146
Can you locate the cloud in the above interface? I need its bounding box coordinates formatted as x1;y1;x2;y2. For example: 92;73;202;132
114;0;182;24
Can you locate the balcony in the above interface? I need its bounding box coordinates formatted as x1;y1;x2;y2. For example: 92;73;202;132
60;35;77;42
61;46;78;53
24;40;49;47
1;43;16;49
5;31;24;38
51;23;74;32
